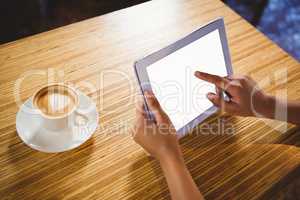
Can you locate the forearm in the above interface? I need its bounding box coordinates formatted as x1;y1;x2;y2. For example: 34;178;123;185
260;95;300;125
159;151;204;200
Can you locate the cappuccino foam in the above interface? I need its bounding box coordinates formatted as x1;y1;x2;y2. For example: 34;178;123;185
34;85;77;117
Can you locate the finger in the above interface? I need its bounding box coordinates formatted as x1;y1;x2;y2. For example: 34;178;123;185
207;92;238;114
214;86;234;103
144;91;160;111
134;96;148;137
136;95;147;120
195;71;230;90
215;86;222;96
144;91;169;124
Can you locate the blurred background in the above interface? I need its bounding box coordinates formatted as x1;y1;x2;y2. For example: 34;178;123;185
225;0;300;61
0;0;299;61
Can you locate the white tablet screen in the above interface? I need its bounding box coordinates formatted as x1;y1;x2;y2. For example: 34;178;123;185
147;29;227;131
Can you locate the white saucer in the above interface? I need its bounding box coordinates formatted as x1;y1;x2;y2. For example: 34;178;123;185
16;91;99;153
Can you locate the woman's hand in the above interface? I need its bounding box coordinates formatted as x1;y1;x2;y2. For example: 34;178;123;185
133;91;181;160
133;92;204;200
194;71;272;117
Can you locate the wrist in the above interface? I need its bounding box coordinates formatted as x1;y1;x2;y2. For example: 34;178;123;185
159;146;184;167
255;94;275;118
264;95;276;118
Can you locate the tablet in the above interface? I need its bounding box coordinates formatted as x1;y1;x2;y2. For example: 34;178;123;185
134;18;233;137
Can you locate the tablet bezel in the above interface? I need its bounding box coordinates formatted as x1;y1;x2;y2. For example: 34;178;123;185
134;18;233;137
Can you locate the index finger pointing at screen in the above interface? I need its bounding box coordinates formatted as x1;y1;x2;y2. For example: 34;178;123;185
194;71;230;90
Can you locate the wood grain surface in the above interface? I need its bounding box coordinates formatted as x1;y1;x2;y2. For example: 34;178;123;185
0;0;300;199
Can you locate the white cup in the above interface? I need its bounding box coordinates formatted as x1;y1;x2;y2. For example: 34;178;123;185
32;83;88;131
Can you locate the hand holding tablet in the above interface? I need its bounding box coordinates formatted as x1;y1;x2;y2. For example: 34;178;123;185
134;18;233;137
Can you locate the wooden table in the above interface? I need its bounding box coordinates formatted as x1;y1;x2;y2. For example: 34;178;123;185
1;0;300;199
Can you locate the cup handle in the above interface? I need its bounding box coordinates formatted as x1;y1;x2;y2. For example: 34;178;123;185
74;110;89;127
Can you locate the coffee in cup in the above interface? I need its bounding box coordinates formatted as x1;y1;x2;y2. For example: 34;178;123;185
33;83;87;131
33;84;78;118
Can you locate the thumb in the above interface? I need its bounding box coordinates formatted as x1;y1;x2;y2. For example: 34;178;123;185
144;91;169;124
207;92;237;114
